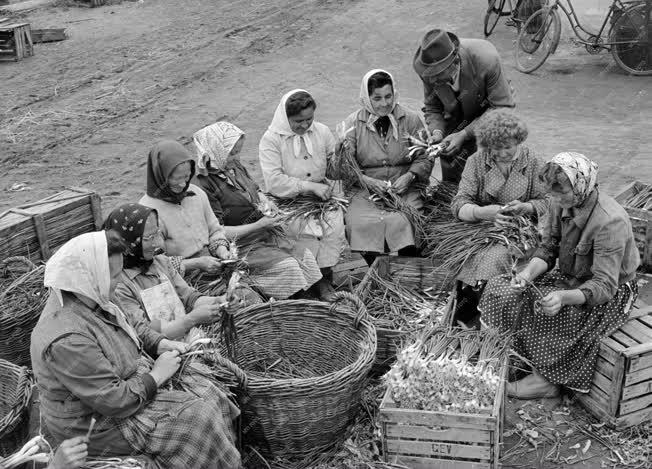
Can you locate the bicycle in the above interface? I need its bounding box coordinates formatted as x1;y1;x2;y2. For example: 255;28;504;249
514;0;652;75
484;0;544;37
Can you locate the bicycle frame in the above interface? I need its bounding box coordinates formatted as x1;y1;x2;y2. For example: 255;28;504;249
545;0;644;47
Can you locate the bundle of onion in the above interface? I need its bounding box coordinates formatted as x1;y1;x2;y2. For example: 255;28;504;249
0;435;51;468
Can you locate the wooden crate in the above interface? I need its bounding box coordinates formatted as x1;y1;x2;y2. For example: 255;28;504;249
0;188;103;262
578;306;652;430
0;23;33;61
332;257;369;290
355;256;452;368
380;358;507;469
614;180;652;272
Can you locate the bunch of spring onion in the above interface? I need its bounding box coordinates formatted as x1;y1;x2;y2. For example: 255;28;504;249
385;328;508;414
0;435;51;468
82;457;143;468
263;193;350;227
405;133;448;162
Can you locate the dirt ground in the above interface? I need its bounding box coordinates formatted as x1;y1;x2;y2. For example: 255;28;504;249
2;0;651;467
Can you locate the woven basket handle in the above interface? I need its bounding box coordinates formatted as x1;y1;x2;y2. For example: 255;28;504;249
1;256;37;272
330;291;368;329
210;352;248;390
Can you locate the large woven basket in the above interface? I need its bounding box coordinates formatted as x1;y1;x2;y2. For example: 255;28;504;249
214;291;376;459
0;257;48;367
0;359;33;458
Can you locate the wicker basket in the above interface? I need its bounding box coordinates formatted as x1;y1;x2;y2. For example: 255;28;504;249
0;359;33;458
0;257;48;366
214;292;376;459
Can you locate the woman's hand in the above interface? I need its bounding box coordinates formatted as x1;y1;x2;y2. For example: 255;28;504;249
501;200;534;216
194;256;223;274
540;291;564;316
510;273;528;291
255;215;281;230
392;172;414;195
363;175;389;195
157;339;189;355
306;182;333;201
49;437;88;469
189;301;222;326
150;351;182;386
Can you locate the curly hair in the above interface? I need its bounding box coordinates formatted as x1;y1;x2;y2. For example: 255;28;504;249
474;109;528;150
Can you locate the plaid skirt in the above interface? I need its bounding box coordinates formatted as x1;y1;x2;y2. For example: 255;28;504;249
479;271;637;392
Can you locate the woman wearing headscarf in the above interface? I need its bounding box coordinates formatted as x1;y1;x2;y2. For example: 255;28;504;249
106;203;230;341
139;140;232;277
30;231;242;468
259;89;347;300
338;69;432;265
193;121;322;299
479;152;640;399
449;110;548;326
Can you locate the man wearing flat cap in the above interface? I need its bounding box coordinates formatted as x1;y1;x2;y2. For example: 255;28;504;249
413;29;515;184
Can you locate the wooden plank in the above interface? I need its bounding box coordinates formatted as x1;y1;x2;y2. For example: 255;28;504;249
386;454;491;469
629;307;652;320
619;391;652;415
31;28;66;43
588;385;611;412
385;425;491;444
595;356;614;379
612;330;639;348
599;341;618;364
380;407;496;430
592;370;612;395
624;364;652;386
615;405;652;430
609;355;626;415
628;351;652;372
577;393;617;428
620;320;652;344
622;379;652;401
89;193;103;230
386;439;491;460
623;343;652;358
31;213;50;259
639;315;652;328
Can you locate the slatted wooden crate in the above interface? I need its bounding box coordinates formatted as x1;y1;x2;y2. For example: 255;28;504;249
615;180;652;272
332;257;369;290
380;358;507;469
578;306;652;430
355;256;451;368
0;188;103;262
0;23;33;61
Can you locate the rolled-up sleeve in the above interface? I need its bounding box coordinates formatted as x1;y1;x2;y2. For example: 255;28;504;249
450;154;480;217
45;334;151;418
421;80;447;134
259;132;303;198
579;220;627;306
534;205;562;270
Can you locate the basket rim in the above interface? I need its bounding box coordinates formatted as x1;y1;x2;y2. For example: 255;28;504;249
227;299;377;392
0;359;33;436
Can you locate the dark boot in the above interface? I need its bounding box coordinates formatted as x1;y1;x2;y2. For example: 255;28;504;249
453;282;483;328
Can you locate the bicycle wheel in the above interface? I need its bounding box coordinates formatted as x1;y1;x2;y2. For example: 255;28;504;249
515;8;562;73
610;3;652;75
485;0;507;37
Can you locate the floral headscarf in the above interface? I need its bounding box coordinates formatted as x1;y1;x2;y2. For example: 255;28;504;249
104;203;158;271
194;122;245;173
146;140;196;204
359;68;400;141
44;231;140;346
551;152;599;204
268;89;316;158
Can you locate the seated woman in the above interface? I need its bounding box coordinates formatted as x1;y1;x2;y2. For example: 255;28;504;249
450;110;548;325
340;69;432;265
259;89;347;300
139;139;261;304
479;152;640;399
30;231;241;468
193;121;322;300
106;203;227;341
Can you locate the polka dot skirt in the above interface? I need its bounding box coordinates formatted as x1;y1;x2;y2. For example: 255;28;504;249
457;244;512;286
479;271;638;392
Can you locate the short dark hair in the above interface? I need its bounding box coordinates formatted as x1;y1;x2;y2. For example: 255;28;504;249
367;71;393;96
105;229;129;256
539;162;571;192
285;91;316;117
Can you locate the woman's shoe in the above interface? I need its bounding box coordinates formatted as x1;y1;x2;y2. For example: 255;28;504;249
507;373;560;399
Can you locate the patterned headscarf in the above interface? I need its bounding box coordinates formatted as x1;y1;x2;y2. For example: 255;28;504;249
146;140;196;204
268;89;316;158
104;203;158;271
44;231;140;346
359;69;400;141
551;152;599;205
194;122;245;173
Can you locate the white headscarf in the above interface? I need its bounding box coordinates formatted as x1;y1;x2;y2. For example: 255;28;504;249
267;89;316;158
359;69;400;141
551;152;599;205
44;231;140;346
194;121;245;172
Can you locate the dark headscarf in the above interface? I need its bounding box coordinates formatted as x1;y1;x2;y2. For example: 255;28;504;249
146;140;196;204
104;203;158;271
